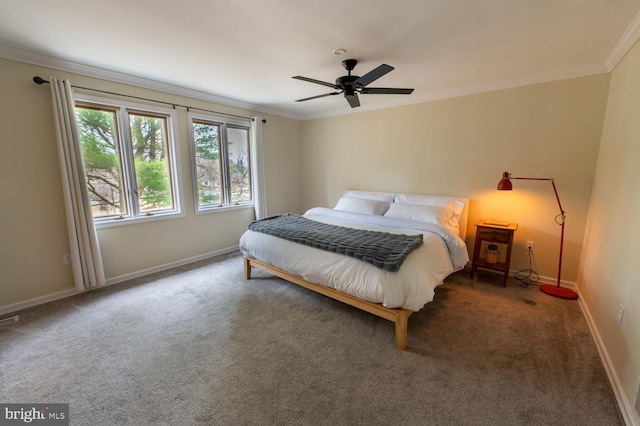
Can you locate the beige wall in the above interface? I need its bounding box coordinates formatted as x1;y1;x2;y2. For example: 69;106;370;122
1;44;637;421
302;75;610;284
0;58;303;311
579;38;640;418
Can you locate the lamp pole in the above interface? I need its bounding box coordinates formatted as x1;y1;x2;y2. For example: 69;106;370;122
497;172;577;300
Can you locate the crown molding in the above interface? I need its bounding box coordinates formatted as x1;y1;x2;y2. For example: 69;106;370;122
0;44;301;120
0;32;631;123
301;62;610;121
605;10;640;70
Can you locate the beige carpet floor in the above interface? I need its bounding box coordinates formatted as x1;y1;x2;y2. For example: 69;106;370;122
0;255;624;425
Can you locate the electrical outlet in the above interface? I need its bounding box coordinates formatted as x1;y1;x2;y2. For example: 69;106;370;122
526;241;535;251
63;253;71;264
617;304;624;325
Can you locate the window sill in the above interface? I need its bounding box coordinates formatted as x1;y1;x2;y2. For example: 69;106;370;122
94;210;185;229
195;203;254;216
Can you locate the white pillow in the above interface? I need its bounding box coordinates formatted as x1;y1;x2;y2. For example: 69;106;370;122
334;197;391;215
393;194;465;228
384;203;454;226
393;194;465;215
342;190;394;203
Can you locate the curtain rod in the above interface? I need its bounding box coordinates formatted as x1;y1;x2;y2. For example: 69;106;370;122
32;76;266;123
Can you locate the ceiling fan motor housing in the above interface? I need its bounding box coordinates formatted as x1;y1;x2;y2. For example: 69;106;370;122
335;75;360;89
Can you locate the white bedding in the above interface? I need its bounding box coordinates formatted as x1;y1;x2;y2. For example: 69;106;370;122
239;207;469;311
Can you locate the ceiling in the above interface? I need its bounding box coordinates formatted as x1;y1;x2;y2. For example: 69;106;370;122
1;0;639;120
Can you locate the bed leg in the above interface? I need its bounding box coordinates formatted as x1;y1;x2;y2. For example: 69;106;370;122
243;256;252;280
394;310;412;350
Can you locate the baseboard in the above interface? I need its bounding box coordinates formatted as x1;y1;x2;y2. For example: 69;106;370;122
463;264;577;289
103;246;239;286
467;267;633;421
577;288;639;426
509;269;576;288
0;246;239;317
0;288;79;317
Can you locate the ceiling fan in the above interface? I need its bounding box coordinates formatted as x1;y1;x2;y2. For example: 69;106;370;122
293;59;414;108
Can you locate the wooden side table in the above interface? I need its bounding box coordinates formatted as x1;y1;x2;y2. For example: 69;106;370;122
470;220;518;287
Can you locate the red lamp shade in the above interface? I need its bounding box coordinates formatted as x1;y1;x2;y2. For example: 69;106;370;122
497;172;513;190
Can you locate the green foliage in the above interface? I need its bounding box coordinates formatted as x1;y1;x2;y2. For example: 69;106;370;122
76;107;173;215
193;122;222;206
193;122;219;160
76;108;123;215
130;114;165;161
76;108;118;169
135;158;171;209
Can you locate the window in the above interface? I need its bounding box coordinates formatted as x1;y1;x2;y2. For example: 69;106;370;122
189;113;252;212
75;95;181;224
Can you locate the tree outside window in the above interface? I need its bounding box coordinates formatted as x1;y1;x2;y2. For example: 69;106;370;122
75;99;179;222
190;114;252;212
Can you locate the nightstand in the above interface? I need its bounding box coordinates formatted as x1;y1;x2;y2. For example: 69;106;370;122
470;220;518;287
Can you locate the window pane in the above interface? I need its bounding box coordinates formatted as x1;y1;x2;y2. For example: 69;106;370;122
128;113;174;212
227;126;251;204
75;106;127;217
193;121;223;207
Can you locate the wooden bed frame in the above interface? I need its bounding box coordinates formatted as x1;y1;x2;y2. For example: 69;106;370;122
243;256;413;350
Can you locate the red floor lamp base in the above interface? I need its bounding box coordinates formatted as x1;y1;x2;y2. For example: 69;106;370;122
540;284;578;300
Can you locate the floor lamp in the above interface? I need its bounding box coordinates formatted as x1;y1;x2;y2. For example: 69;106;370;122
497;171;578;300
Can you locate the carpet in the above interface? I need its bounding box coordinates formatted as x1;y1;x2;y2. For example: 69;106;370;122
0;255;624;425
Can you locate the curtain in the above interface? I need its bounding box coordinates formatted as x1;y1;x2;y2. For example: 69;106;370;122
50;78;105;290
250;117;267;220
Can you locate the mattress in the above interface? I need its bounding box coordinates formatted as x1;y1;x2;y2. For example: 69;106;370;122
239;207;469;311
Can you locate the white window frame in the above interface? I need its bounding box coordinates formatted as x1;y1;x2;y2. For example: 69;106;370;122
75;93;183;228
188;111;254;214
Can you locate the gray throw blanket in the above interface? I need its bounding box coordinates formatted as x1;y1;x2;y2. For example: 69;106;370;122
248;213;423;272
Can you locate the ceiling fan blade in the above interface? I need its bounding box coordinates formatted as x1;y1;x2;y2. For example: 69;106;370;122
360;87;414;95
292;76;339;90
352;64;394;88
295;92;341;102
345;92;360;108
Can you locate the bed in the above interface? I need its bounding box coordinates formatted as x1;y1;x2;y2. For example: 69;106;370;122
239;190;470;350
